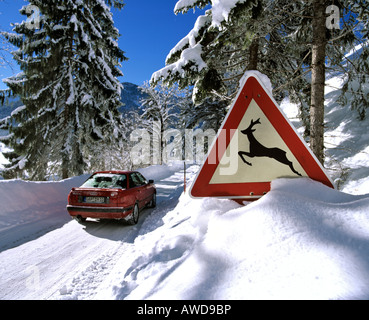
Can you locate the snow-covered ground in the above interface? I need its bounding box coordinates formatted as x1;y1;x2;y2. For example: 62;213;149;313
1;163;369;300
0;174;89;252
1;71;369;300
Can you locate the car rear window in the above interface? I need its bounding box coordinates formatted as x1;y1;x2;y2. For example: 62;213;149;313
81;173;127;189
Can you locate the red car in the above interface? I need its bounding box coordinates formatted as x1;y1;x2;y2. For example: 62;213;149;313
67;171;156;225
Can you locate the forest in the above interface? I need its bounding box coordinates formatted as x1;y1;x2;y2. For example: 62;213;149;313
0;0;368;181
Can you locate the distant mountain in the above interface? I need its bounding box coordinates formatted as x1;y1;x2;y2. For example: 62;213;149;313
0;82;145;120
119;82;147;114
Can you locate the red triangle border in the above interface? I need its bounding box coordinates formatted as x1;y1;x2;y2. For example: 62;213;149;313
190;75;334;199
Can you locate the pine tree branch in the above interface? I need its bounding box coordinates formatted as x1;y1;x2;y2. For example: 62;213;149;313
274;7;313;20
327;22;360;44
274;68;311;93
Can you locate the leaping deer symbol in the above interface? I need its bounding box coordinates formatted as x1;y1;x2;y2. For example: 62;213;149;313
238;118;302;176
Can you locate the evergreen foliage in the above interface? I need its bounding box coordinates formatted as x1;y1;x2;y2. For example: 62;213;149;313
1;0;127;180
1;0;368;176
152;0;369;163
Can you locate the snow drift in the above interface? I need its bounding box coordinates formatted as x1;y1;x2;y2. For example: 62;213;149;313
94;177;369;300
0;163;369;299
0;175;89;252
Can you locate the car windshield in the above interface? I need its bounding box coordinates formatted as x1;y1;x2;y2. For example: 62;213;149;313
81;173;127;189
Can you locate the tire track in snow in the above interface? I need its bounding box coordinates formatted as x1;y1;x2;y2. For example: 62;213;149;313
0;166;196;300
55;166;197;300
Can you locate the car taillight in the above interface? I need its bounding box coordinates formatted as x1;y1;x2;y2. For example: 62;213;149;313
68;192;82;204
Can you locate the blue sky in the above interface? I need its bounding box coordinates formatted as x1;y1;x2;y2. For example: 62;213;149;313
0;0;207;90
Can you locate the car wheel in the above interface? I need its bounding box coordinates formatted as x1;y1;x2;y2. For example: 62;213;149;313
149;193;156;208
75;216;86;224
128;203;139;225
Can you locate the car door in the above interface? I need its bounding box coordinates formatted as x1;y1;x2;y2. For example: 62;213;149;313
129;172;146;209
136;172;152;206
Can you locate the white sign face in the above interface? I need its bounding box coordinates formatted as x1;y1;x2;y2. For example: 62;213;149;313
210;99;307;184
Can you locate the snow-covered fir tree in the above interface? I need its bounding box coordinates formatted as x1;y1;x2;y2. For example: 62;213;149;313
137;82;180;165
1;0;127;180
152;0;368;165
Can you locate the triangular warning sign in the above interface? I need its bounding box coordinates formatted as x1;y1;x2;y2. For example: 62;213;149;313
190;72;334;200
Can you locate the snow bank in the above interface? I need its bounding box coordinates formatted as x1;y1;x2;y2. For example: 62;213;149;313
0;178;79;215
0;175;88;251
138;162;186;182
96;177;369;300
1;164;369;300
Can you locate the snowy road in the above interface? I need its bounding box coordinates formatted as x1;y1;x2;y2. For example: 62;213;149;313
0;165;192;300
